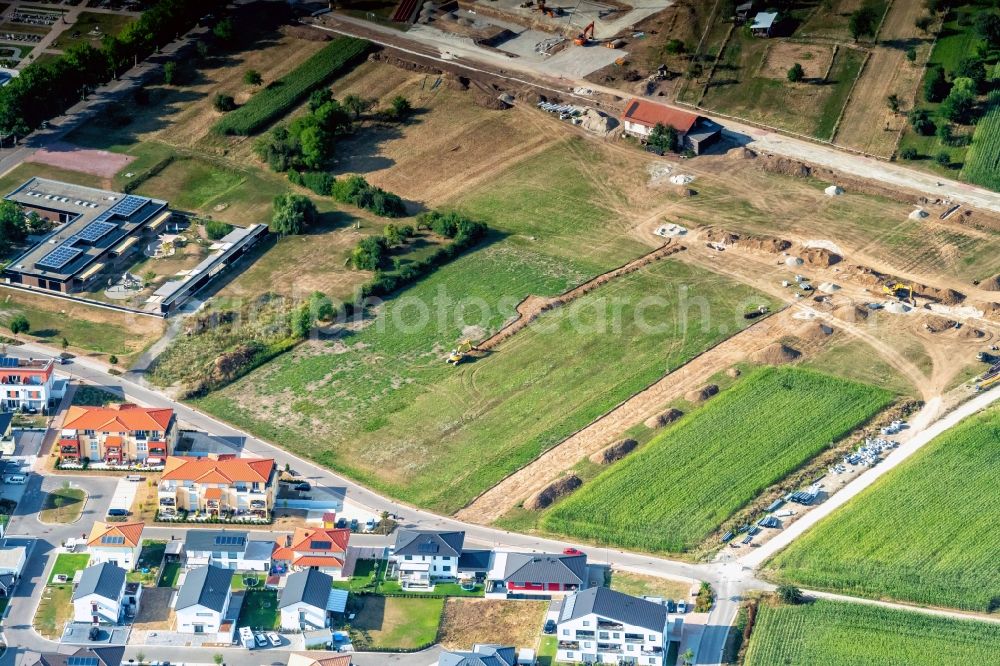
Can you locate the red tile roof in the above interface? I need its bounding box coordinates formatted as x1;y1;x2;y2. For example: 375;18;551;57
63;403;173;433
161;456;275;484
204;487;223;500
621;98;699;132
88;521;144;548
291;555;345;568
272;527;350;562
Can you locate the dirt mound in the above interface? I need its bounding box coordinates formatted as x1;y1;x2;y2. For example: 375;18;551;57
924;315;958;333
757;155;812;178
685;384;719;403
801;247;842;267
984;303;1000;322
473;92;509;110
727;146;757;160
739;236;791;254
703;228;740;245
958;325;986;339
524;474;582;510
369;51;443;75
590;438;639;465
749;343;801;365
845;264;886;288
285;25;332;41
980;274;1000;292
833;304;869;322
727;367;741;378
675;186;696;197
643;408;684;429
920;286;965;305
445;74;470;90
798;321;835;342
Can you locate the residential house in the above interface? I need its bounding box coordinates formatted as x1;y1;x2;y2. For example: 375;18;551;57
87;521;144;570
391;530;464;589
751;11;778;37
0;542;27;597
175;564;233;635
278;568;337;631
72;562;127;625
556;587;672;666
0;355;65;414
486;551;587;597
59;403;175;465
439;644;517;666
158;455;276;521
184;529;272;571
272;527;351;576
286;654;352;666
37;647;126;666
619;99;723;155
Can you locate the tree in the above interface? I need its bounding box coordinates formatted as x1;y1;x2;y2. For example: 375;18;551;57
309;291;335;321
297;124;328;170
213;654;224;666
940;77;976;124
936;121;952;144
665;38;686;54
8;315;29;335
935;150;951;166
849;4;878;41
61;337;69;350
212;93;235;112
0;199;26;252
308;88;333;112
915;14;932;34
388;95;412;120
887;93;900;113
136;652;146;665
906;46;917;62
291;304;312;339
195;40;209;60
648;122;679;153
243;69;262;86
900;146;918;159
108;355;118;365
383;223;405;246
787;62;805;82
163;61;177;85
212;18;234;44
777;584;803;604
955;56;987;93
351;236;389;270
270;193;317;236
909;108;935;135
681;648;695;666
977;13;1000;50
342;93;373;120
923;66;948;103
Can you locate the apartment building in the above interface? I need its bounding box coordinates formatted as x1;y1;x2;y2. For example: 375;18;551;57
158;455;276;521
556;587;672;665
0;355;66;414
59;403;175;465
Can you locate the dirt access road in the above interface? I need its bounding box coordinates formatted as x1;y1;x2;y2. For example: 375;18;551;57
308;14;1000;215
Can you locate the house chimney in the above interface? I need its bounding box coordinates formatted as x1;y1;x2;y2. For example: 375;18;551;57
286;534;292;548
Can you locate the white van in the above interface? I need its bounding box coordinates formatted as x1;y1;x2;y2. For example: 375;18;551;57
126;475;143;482
4;474;26;484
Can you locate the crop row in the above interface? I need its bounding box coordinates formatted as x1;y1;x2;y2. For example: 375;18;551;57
542;366;892;553
961;91;1000;192
744;599;1000;666
766;407;1000;612
213;37;370;136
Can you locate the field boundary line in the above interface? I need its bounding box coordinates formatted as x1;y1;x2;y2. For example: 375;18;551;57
801;588;1000;625
675;0;723;104
694;23;735;108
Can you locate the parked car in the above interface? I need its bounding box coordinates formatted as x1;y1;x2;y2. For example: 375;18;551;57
88;626;100;641
106;508;128;518
294;482;311;492
254;632;268;648
267;631;281;647
350;518;359;532
336;518;347;529
562;548;583;556
543;619;556;634
677;600;688;613
666;599;677;612
4;474;26;484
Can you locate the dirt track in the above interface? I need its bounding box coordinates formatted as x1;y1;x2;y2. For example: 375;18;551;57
455;307;801;524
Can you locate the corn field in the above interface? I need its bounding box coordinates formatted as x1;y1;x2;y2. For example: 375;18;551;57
961;91;1000;192
542;367;892;553
213;37;369;136
744;599;1000;665
766;407;1000;612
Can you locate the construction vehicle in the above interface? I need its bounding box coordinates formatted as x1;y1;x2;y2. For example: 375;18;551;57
743;305;769;320
882;281;914;303
536;0;561;17
975;360;1000;392
446;339;475;365
574;21;595;45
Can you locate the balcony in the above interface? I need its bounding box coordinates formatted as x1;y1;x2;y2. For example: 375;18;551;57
250;499;266;510
598;620;624;630
575;631;595;639
159;497;176;507
624;634;645;644
558;641;580;650
596;643;622;654
641;647;664;656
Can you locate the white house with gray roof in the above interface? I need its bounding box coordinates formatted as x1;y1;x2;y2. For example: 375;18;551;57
183;529;271;571
72;562;127;625
556;587;671;665
175;564;233;635
391;530;464;589
278;568;335;631
438;644;517;666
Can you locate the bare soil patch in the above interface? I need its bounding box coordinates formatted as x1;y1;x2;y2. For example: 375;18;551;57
27;142;134;178
439;599;547;651
759;43;834;81
749;343;802;365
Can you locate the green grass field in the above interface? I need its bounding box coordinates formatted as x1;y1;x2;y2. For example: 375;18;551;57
351;596;443;650
48;554;90;584
744;599;1000;666
542;367;892;553
236;588;279;630
765;407;1000;613
39;485;86;524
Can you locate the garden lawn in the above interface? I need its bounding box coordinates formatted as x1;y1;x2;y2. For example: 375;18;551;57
197;259;772;514
158;561;181;588
764;407;1000;613
34;584;73;639
38;486;86;524
744;599;1000;666
237;589;279;630
351;596;443;650
48;554;90;584
543;367;892;553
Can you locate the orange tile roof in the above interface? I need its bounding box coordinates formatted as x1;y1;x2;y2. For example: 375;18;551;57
204;487;223;500
161;456;275;484
105;436;123;447
88;521;144;548
272;527;350;562
292;555;345;568
63;403;173;433
621;98;699;132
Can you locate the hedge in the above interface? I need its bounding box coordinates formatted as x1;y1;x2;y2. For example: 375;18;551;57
213;37;370;135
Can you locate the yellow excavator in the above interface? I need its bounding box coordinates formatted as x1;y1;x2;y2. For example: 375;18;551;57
882;281;914;304
447;339;475;365
976;361;1000;392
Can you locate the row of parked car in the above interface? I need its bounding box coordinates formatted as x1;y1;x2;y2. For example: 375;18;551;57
239;626;281;649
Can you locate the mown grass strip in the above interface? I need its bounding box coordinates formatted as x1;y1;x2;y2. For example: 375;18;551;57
213;37;370;136
542;367;892;553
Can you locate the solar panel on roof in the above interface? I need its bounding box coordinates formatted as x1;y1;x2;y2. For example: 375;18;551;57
67;658;100;666
110;194;147;217
77;220;116;243
310;540;332;550
36;245;82;270
0;357;19;368
214;535;246;546
417;542;439;554
101;535;126;545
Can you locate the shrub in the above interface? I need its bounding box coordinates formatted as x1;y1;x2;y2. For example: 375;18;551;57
243;69;262;86
204;218;233;240
214;37;369;135
935;150;951;166
351;236;389;270
270;193;317;235
787;63;805;82
212;93;236;112
8;314;29;335
331;175;406;217
899;146;919;160
909;108;935;135
777;584;804;605
923;66;949;103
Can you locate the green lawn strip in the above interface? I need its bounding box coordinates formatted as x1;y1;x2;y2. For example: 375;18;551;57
378;580;483;597
813;46;866;141
48;553;90;584
764;407;1000;612
198;258;772;514
537;635;557;666
744;599;1000;666
236;588;279;630
542;367;892;554
158;561;181;588
34;583;73;639
38;485;87;524
350;596;443;650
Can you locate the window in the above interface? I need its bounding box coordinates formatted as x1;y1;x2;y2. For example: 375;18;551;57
137;442;147;451
583;642;591;649
562;629;569;636
613;633;620;639
90;442;98;452
583;621;590;627
648;635;655;641
404;555;413;561
599;632;609;639
84;429;95;436
442;565;451;572
228;552;238;560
